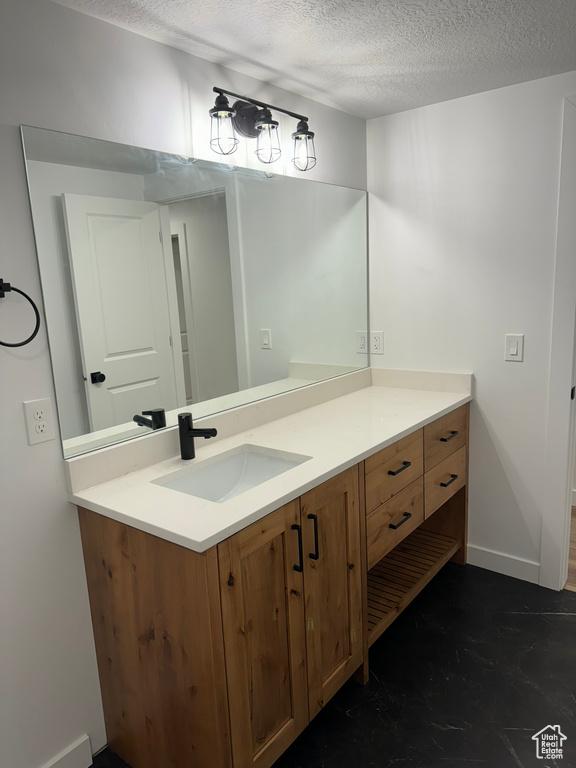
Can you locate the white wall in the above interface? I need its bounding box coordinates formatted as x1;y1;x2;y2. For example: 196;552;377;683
235;175;367;387
0;2;366;767
367;70;576;585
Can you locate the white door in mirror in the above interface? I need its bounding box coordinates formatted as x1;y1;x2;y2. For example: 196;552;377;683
23;398;56;445
62;194;182;431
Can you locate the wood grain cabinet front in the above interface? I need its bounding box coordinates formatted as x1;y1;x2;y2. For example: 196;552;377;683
424;445;467;518
78;508;233;768
366;478;424;570
218;466;363;765
79;466;363;768
77;404;469;768
364;430;423;513
218;501;309;768
300;466;363;718
424;405;468;471
363;403;469;650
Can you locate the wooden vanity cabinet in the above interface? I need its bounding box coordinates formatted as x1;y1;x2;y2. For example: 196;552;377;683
364;404;469;647
79;466;362;768
218;500;308;768
78;508;233;768
300;467;362;717
77;405;468;768
218;466;362;768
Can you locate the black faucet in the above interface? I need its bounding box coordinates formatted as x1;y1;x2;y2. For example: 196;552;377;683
178;412;217;460
133;408;166;430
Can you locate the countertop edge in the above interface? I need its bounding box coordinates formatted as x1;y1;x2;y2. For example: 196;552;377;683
69;389;472;554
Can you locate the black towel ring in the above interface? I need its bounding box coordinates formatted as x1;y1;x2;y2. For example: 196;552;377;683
0;280;41;348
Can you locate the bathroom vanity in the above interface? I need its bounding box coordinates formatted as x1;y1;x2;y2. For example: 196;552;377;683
71;373;471;768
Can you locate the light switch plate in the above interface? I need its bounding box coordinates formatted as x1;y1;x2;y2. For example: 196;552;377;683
505;334;524;362
260;329;272;350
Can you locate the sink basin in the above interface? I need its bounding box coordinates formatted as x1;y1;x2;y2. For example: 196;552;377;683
153;444;312;503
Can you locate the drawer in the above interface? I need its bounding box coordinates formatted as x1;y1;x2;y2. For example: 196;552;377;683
366;478;424;570
424;445;467;519
424;405;468;471
365;430;423;514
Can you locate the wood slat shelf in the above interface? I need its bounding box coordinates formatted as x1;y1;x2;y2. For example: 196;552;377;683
367;528;460;646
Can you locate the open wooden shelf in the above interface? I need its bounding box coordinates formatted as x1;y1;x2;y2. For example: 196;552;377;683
367;528;460;646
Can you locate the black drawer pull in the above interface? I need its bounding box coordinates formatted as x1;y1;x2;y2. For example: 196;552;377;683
440;474;458;488
387;460;411;476
440;430;458;443
308;514;320;560
388;511;412;530
291;524;303;572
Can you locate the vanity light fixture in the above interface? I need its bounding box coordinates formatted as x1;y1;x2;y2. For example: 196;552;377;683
209;87;317;171
292;120;316;172
209;92;239;155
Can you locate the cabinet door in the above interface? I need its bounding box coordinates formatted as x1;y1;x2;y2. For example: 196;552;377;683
218;501;308;768
300;466;363;718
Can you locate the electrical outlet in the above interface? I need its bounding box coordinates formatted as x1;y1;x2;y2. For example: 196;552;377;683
370;331;384;355
23;398;56;445
356;331;367;353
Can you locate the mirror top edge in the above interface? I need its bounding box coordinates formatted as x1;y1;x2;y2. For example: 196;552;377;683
20;124;367;193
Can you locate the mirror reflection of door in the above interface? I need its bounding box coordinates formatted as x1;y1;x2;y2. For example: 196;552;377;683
62;194;184;431
169;192;239;404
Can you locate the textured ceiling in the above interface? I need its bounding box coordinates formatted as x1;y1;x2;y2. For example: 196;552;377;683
51;0;576;118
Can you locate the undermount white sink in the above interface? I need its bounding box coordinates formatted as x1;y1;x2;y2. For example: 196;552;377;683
153;444;312;503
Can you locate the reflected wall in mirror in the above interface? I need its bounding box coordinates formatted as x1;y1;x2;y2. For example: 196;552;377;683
21;126;368;457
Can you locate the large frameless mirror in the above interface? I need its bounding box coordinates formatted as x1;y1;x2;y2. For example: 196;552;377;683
21;126;368;458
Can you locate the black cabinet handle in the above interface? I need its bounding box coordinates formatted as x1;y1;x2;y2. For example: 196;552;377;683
291;524;303;572
308;514;319;560
440;474;458;488
388;460;411;476
440;430;458;443
388;511;412;530
90;371;106;384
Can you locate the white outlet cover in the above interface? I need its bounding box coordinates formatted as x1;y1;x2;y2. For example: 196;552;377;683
23;398;56;445
356;331;367;353
370;331;384;355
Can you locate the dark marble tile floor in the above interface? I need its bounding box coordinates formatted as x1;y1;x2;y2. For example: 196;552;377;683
92;563;576;768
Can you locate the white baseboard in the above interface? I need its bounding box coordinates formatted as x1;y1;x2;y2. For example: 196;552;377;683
467;544;540;584
40;735;92;768
572;488;576;506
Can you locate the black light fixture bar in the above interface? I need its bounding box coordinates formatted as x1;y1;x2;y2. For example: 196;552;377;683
213;87;308;123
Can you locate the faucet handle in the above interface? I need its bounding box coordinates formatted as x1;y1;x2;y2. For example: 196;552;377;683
178;412;193;427
142;408;166;429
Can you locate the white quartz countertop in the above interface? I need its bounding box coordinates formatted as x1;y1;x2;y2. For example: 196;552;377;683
69;384;471;553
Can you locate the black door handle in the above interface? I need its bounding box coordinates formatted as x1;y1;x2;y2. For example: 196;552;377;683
388;460;411;476
440;430;458;443
308;514;319;560
440;474;458;488
90;371;106;384
291;524;304;572
388;511;412;530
